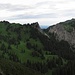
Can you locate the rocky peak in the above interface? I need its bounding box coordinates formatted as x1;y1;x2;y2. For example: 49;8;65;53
31;22;40;28
31;22;43;33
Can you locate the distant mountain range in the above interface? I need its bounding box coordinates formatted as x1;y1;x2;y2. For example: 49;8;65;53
40;25;49;29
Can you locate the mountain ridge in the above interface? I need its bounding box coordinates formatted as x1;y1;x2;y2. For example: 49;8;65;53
0;19;75;75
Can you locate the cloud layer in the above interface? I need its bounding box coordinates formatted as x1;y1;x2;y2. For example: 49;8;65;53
0;0;75;26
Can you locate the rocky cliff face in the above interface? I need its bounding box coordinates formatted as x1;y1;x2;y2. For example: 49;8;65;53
31;22;43;33
48;19;75;47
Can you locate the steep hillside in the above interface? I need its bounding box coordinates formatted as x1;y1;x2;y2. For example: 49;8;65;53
0;20;75;75
47;19;75;47
0;58;44;75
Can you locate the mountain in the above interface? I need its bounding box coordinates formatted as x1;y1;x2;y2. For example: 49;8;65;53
47;19;75;47
0;20;75;75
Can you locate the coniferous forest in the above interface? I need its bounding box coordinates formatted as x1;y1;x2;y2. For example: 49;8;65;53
0;20;75;75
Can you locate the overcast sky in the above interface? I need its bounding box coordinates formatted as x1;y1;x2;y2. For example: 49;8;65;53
0;0;75;27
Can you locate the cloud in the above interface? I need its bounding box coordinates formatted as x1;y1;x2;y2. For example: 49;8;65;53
0;0;75;26
61;10;75;18
0;3;34;11
8;13;57;20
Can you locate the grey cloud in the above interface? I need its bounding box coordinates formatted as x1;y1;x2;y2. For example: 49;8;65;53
0;1;56;12
36;1;52;5
8;13;57;20
35;1;56;9
0;3;33;11
62;10;75;17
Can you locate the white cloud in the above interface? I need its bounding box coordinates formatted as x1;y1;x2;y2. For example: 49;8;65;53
0;0;75;26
